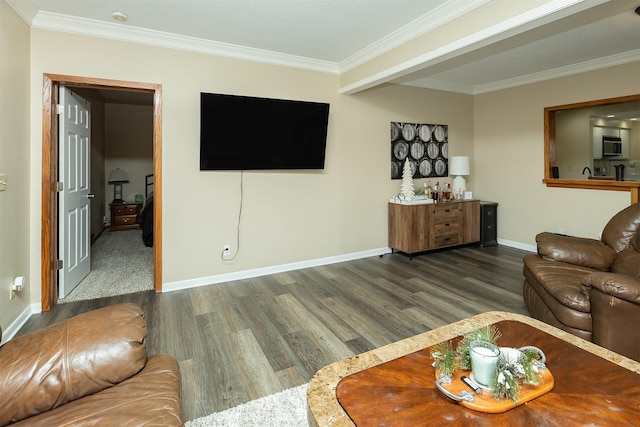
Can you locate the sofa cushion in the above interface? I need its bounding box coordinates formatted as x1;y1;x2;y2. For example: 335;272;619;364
601;202;640;253
0;304;147;426
536;232;615;271
9;355;183;427
523;254;593;312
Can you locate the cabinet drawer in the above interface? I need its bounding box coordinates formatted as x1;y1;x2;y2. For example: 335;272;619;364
113;215;137;226
123;205;139;215
434;205;462;224
435;230;460;247
112;205;127;215
111;204;141;216
435;221;461;235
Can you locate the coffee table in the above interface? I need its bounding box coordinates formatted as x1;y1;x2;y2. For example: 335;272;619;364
306;312;640;426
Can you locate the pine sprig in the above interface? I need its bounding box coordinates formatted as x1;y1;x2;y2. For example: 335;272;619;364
430;341;456;377
490;347;543;402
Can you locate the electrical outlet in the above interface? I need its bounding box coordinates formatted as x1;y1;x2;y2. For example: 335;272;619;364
223;245;231;257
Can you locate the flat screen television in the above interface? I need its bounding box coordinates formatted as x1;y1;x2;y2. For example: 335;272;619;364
200;92;330;170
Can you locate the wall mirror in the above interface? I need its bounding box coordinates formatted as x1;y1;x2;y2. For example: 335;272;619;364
544;94;640;203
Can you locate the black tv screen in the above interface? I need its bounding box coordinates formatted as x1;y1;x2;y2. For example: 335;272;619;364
200;92;330;170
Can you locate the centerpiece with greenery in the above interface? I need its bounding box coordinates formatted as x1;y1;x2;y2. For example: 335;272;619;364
430;325;544;403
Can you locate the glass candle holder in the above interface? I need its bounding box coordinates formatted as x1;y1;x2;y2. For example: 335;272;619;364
469;340;500;387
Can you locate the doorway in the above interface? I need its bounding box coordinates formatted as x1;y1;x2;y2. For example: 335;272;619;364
41;74;163;312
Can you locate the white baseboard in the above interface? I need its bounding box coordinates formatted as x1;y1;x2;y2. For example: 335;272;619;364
164;241;537;293
498;238;536;253
1;303;41;345
164;247;392;293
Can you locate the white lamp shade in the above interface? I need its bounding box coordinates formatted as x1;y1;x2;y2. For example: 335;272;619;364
449;156;470;176
108;168;129;183
450;156;470;199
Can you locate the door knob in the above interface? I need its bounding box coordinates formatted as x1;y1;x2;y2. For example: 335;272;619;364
86;193;95;199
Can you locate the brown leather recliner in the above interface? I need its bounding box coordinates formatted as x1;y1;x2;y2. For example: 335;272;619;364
523;202;640;362
0;303;183;426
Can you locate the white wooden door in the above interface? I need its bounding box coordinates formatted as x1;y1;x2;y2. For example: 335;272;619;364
59;87;92;298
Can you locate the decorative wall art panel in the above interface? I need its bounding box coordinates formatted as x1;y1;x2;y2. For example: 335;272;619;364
391;122;448;179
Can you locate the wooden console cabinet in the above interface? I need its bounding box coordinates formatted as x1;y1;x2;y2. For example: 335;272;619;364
109;202;142;232
388;200;480;256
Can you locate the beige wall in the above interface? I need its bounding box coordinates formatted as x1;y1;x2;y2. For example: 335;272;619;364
473;62;640;246
0;2;30;337
27;30;473;301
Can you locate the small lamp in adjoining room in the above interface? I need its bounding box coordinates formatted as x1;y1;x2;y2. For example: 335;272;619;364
449;156;470;200
108;168;129;203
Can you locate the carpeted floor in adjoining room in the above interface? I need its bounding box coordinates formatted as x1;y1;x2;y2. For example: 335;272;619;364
58;229;154;303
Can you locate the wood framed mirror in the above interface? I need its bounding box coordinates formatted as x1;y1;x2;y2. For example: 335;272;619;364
544;94;640;203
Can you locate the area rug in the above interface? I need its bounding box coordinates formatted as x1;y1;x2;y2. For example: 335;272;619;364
185;384;308;427
58;229;154;303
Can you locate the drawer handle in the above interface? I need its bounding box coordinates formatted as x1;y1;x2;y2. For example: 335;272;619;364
445;223;450;226
444;209;450;212
444;237;450;241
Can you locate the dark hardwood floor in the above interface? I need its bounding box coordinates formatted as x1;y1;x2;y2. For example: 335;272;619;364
17;244;532;421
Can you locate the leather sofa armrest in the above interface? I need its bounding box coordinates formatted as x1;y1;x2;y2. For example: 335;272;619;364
0;304;147;426
582;272;640;361
582;272;640;305
536;232;616;271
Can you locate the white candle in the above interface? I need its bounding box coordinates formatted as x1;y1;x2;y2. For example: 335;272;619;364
469;341;500;386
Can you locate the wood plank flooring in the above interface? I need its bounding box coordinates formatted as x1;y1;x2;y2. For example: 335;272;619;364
16;244;532;421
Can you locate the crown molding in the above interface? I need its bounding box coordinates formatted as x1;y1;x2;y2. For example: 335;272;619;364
399;78;475;95
338;0;488;73
13;0;623;95
472;50;640;94
29;11;340;75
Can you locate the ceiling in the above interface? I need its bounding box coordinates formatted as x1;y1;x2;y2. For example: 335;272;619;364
6;0;640;96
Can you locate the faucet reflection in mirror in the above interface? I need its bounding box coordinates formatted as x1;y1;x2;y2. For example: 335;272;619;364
450;156;470;200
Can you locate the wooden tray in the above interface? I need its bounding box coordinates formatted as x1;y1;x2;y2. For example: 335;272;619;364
435;367;554;413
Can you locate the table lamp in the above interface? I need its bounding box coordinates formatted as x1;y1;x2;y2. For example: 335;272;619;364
449;156;470;199
108;168;129;203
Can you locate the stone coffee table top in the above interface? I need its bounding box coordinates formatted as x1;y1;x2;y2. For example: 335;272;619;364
306;311;640;427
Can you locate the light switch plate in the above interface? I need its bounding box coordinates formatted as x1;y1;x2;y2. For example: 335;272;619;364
0;174;6;192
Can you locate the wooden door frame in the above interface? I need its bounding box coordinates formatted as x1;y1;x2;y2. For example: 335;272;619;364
41;74;163;311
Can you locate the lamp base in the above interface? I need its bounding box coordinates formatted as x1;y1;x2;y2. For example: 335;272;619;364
452;176;467;200
111;199;125;204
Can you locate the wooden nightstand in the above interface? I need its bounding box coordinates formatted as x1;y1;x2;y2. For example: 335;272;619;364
109;202;142;232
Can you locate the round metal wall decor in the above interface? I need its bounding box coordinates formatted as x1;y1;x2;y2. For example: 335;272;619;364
391;122;448;179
